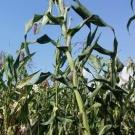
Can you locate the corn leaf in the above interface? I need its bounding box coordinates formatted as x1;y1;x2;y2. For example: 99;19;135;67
17;71;51;89
36;34;56;45
131;0;134;12
94;43;113;56
25;14;43;34
99;125;112;135
46;12;64;24
67;17;91;37
72;0;113;30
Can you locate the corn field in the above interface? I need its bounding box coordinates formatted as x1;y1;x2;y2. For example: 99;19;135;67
0;0;135;135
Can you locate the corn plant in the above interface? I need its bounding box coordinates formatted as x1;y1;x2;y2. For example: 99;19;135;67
0;0;134;135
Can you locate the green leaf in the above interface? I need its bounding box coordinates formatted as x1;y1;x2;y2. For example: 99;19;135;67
35;72;51;84
67;17;91;37
42;0;54;25
14;52;35;70
131;0;134;12
72;0;113;30
16;71;39;89
65;51;75;71
87;102;101;113
20;42;30;57
18;52;35;71
113;37;118;57
88;84;103;99
127;15;135;31
46;12;64;24
57;46;69;52
88;15;112;27
94;43;113;56
52;75;72;88
78;34;100;62
36;34;57;46
41;106;57;126
72;0;92;28
16;71;51;89
4;55;14;79
57;116;73;123
88;55;102;70
25;14;43;34
99;125;112;135
41;114;55;125
36;34;52;44
25;18;33;35
116;58;124;72
78;46;93;62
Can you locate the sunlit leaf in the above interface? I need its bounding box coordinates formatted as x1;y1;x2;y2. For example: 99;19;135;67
99;125;112;135
16;71;51;88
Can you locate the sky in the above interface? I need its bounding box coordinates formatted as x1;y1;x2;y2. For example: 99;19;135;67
0;0;135;72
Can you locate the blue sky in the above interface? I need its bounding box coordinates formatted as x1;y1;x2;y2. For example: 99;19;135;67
0;0;135;71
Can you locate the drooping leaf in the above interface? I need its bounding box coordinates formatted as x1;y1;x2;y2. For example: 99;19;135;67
16;71;51;89
67;17;91;37
78;46;93;62
94;43;113;56
127;15;135;31
131;0;134;12
25;14;43;34
72;0;92;28
89;15;113;28
52;75;72;88
72;0;113;30
36;34;52;44
88;55;102;70
36;34;57;46
57;46;69;52
16;71;39;89
42;0;54;25
42;114;55;125
25;18;33;35
88;84;103;99
13;52;20;70
46;12;64;24
86;26;98;47
59;55;67;68
35;72;51;84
